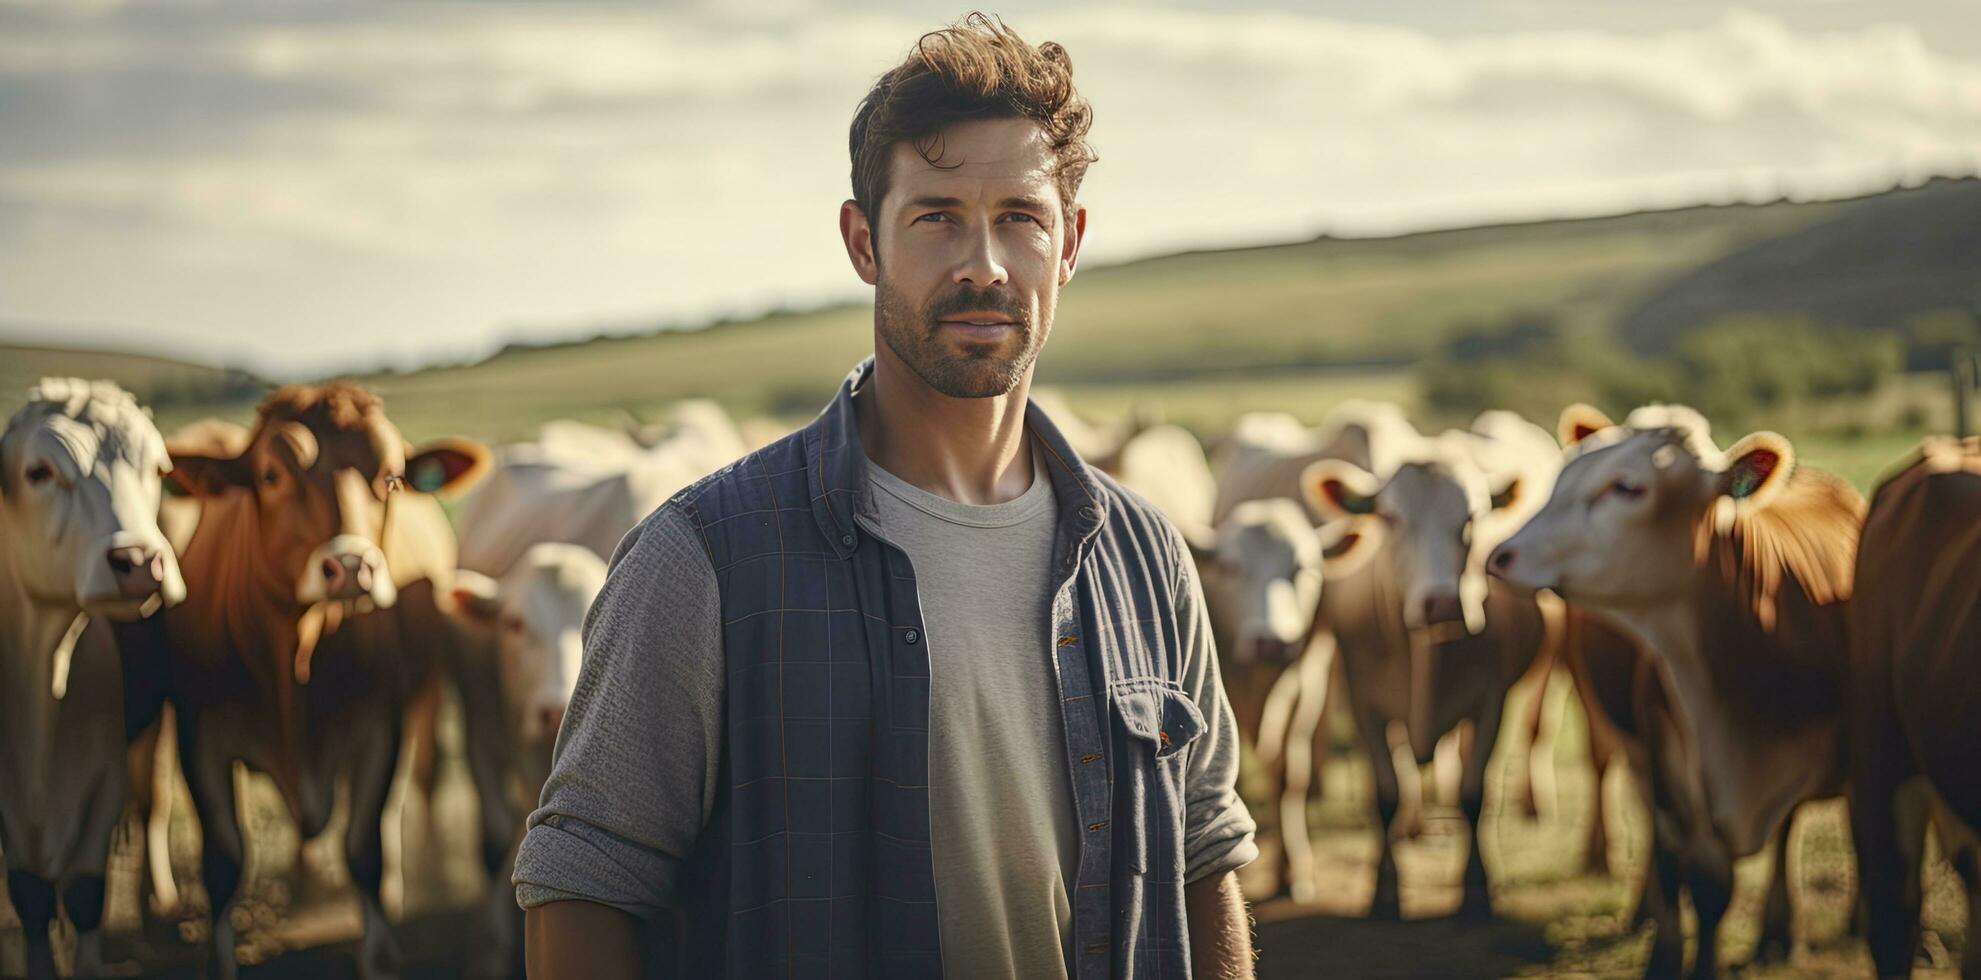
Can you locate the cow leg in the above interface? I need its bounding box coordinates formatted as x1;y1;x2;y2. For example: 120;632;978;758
1849;753;1925;978
1640;772;1688;978
1511;657;1553;821
346;720;406;980
1755;818;1795;966
1584;754;1613;878
180;714;244;980
1364;713;1406;921
457;658;525;978
1681;842;1734;980
1456;714;1497;921
1278;648;1331;905
1251;661;1302;899
1952;843;1981;980
63;874;108;977
132;706;183;915
7;870;59;980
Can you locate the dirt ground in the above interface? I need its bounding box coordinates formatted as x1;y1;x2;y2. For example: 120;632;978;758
2;689;1970;978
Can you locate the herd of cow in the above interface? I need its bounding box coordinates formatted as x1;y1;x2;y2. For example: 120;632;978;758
0;374;1975;979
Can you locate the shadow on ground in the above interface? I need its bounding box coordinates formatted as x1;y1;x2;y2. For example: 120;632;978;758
1255;906;1563;980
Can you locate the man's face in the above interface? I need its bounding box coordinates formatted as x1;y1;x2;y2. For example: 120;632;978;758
846;116;1085;398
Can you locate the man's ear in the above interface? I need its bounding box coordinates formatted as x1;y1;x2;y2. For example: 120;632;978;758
1716;431;1795;509
1301;459;1381;521
164;453;252;497
406;438;490;496
1060;202;1087;287
840;199;879;287
1558;403;1615;448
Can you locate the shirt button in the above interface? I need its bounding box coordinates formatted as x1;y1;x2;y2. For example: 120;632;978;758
904;629;919;644
840;533;855;546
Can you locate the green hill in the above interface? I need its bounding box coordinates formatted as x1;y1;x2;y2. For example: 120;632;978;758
0;340;264;420
1617;177;1981;357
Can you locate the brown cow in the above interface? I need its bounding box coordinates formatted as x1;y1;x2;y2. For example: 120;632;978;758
1489;407;1860;977
160;382;491;980
1847;436;1981;980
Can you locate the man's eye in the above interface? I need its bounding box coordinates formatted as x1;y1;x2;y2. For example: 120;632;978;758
1001;212;1036;223
914;213;949;223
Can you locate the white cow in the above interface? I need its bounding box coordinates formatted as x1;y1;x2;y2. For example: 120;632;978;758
446;542;607;804
1;379;184;979
432;542;606;974
457;401;745;575
1211;401;1424;525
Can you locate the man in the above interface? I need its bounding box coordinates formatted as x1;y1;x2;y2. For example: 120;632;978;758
515;14;1258;979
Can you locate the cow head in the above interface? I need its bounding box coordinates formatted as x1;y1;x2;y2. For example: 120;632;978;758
1;378;186;618
1190;498;1326;666
1303;445;1529;636
447;543;605;790
1487;404;1794;611
165;382;487;610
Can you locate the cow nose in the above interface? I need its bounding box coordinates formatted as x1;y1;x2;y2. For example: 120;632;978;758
535;702;567;739
106;546;164;597
322;554;369;599
1422;593;1465;626
1488;545;1515;576
1248;636;1293;664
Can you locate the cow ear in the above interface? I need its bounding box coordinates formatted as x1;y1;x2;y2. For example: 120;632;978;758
1301;459;1380;521
442;570;502;622
1489;476;1522;512
1716;432;1795;507
405;437;491;496
1316;519;1381;579
164;453;252;497
1557;403;1615;448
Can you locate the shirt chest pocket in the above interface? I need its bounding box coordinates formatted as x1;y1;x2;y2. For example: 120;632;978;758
1108;680;1206;874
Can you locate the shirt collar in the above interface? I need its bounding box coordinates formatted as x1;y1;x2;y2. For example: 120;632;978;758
803;355;1110;559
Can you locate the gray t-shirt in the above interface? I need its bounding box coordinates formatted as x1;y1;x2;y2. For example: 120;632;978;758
513;437;1258;963
865;445;1076;979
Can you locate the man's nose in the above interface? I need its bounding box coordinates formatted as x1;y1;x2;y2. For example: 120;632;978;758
955;228;1009;287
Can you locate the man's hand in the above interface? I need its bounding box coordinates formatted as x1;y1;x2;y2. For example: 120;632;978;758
1185;870;1255;979
525;900;642;980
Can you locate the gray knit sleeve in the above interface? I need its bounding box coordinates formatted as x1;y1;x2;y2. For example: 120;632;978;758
512;502;724;916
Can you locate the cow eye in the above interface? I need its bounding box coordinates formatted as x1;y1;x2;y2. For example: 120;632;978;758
261;467;280;486
1606;478;1644;501
504;617;528;636
26;462;54;486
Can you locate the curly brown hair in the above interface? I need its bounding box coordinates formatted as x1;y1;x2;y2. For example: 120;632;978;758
849;13;1096;229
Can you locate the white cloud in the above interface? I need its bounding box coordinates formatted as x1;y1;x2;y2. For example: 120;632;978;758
1;5;1978;373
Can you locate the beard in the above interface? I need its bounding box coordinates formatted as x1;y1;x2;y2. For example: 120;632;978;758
875;276;1046;399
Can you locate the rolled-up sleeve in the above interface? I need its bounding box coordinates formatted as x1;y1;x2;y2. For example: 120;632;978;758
1170;525;1261;884
512;502;724;917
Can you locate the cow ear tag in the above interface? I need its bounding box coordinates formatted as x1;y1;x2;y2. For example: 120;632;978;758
409;456;447;493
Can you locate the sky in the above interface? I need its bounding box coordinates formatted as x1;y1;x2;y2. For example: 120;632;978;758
3;0;1980;378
